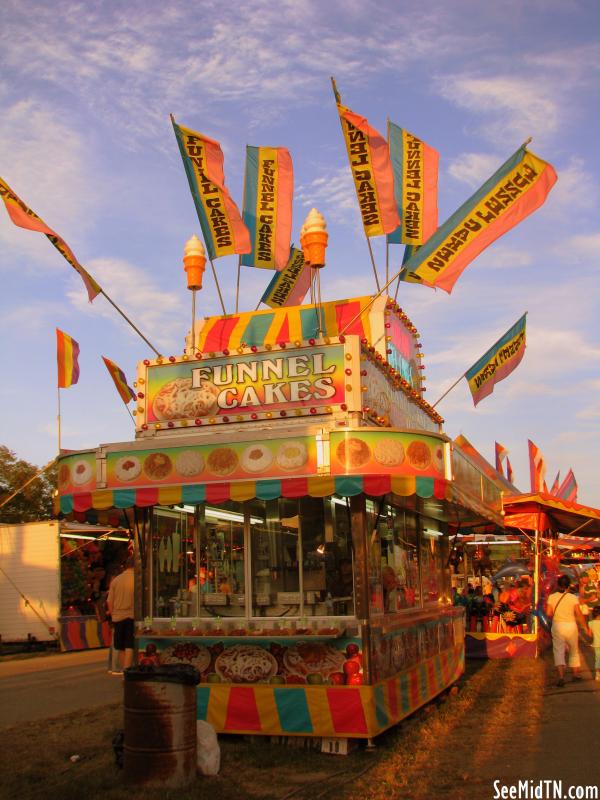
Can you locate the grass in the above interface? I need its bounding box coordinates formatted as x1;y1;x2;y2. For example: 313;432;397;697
0;657;547;800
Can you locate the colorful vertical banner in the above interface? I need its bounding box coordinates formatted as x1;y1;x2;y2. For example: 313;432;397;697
556;469;577;502
387;123;439;246
549;471;561;496
260;247;311;308
56;329;80;389
102;356;136;404
0;177;101;302
528;439;547;493
506;458;514;485
171;119;251;260
465;314;527;406
242;146;293;270
495;442;508;474
398;145;557;293
332;81;400;238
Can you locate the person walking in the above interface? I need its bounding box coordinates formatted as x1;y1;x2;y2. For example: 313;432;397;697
546;574;590;687
589;606;600;682
107;554;135;672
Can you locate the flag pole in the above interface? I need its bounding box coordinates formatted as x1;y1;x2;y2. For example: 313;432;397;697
431;373;467;409
386;117;391;285
57;387;62;451
208;258;227;316
100;289;162;357
191;288;197;354
330;76;381;294
235;257;242;314
236;146;249;314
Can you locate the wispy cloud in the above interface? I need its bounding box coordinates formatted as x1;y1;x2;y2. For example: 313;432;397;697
447;152;502;188
66;257;184;352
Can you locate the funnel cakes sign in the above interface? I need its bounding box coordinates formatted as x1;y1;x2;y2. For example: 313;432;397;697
139;345;346;429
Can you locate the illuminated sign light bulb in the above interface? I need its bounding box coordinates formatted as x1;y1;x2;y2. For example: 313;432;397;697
280;410;287;417
346;384;353;391
132;410;137;416
155;423;161;430
168;421;174;428
309;407;317;414
156;358;163;364
143;359;150;366
195;352;202;359
208;417;216;424
345;353;352;361
141;423;148;430
265;412;273;418
340;403;347;411
195;419;202;425
169;356;176;363
182;355;188;361
294;409;303;416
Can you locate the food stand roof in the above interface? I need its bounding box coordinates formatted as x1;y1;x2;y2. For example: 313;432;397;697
503;492;600;536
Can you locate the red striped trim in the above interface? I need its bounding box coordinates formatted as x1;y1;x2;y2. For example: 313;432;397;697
275;314;289;344
335;300;365;338
205;483;233;503
363;474;392;496
203;316;241;352
136;488;159;507
281;477;309;497
326;688;368;734
225;687;262;731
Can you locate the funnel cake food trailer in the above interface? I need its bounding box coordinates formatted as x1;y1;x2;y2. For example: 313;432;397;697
57;295;503;742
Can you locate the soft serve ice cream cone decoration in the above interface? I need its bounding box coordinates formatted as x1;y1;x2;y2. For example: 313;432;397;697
301;208;328;268
183;234;206;290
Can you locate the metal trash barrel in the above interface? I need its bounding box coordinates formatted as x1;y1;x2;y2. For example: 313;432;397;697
123;664;200;788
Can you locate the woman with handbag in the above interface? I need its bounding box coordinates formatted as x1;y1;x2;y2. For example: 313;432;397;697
546;574;591;687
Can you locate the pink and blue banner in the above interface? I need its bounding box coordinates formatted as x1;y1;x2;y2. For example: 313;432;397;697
387;123;439;246
242;146;293;270
465;314;527;406
399;146;557;293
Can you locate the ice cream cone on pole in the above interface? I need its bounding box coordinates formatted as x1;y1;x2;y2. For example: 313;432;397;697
183;235;206;354
302;208;328;268
183;234;206;290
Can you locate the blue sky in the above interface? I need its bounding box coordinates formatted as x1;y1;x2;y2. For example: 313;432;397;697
1;0;599;507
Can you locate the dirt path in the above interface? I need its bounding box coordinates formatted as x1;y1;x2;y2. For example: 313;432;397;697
0;650;598;800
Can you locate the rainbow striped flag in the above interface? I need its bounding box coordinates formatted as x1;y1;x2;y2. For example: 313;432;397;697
399;145;557;293
495;442;509;474
506;458;514;485
387;123;439;246
465;314;527;406
56;329;80;388
172;119;250;260
528;439;547;493
260;247;311;308
556;469;577;502
1;177;101;302
333;81;400;238
102;356;136;404
242;146;293;270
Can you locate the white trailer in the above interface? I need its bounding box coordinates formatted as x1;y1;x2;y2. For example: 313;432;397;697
0;521;60;643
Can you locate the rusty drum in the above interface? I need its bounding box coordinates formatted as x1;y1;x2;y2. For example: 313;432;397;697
123;664;200;788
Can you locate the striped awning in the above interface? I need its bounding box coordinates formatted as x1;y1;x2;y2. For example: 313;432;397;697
59;474;451;514
196;296;374;352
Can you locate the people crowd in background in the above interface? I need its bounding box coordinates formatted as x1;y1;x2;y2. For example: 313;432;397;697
454;575;534;633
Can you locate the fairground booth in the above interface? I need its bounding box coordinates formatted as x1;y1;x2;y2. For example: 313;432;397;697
464;492;600;659
56;295;504;742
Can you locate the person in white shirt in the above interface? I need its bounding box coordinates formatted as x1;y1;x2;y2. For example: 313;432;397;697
107;554;135;671
546;574;590;687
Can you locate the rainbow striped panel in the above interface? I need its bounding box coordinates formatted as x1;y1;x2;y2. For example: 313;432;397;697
60;476;450;513
194;644;464;739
